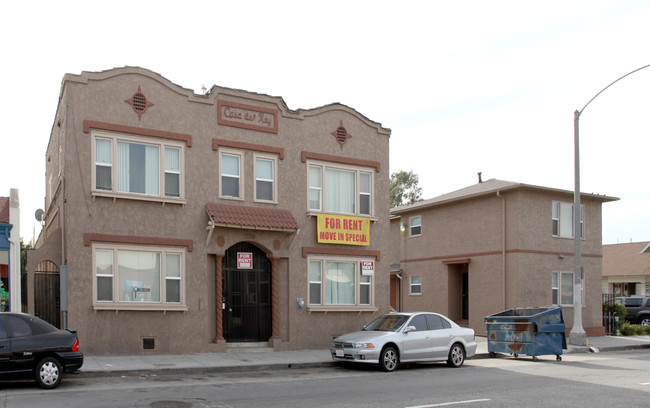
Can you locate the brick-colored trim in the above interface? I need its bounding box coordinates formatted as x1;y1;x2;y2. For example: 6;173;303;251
217;100;278;134
212;139;285;160
84;233;193;252
302;246;381;261
301;151;380;173
83;120;192;147
442;258;471;265
403;248;601;264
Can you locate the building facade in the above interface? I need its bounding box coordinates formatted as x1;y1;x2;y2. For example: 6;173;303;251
0;189;20;312
602;242;650;296
27;67;391;354
390;178;617;336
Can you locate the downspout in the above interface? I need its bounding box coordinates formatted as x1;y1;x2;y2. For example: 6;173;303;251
61;107;68;330
497;191;506;310
396;272;403;312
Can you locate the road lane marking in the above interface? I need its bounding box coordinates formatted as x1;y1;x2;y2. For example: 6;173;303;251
406;399;491;407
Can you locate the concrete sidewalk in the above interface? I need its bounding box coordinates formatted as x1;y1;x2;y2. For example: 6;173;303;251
78;335;650;378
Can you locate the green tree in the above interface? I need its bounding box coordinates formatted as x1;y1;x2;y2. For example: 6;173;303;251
21;238;33;274
390;170;423;208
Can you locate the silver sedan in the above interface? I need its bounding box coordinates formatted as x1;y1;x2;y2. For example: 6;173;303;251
330;312;477;372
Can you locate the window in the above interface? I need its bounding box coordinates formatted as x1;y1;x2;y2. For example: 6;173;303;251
552;271;574;306
221;152;241;198
425;314;452;330
309;166;322;211
94;245;185;309
165;147;180;197
552;202;583;239
410;276;422;294
309;261;322;305
359;172;371;216
308;258;374;308
255;157;275;202
308;163;373;216
409;314;428;331
92;133;183;200
410;216;422;237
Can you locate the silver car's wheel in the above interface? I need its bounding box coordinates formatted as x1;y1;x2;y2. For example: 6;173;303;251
35;357;62;389
639;317;650;326
380;346;398;372
447;343;465;368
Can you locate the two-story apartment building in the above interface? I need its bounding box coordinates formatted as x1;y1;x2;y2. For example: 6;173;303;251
26;67;391;355
390;178;617;336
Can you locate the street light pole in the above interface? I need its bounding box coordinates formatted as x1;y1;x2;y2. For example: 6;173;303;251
570;63;650;346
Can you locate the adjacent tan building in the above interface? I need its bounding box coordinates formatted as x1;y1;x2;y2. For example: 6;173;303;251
602;241;650;296
27;67;391;354
390;178;617;336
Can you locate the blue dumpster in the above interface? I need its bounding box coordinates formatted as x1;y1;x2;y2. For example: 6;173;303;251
485;307;567;361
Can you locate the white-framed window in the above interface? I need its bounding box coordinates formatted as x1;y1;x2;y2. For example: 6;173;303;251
308;166;322;211
410;276;422;294
220;151;242;199
552;202;584;239
307;162;374;216
410;216;422;237
93;244;186;310
359;172;371;216
552;271;576;306
308;257;374;308
92;132;184;200
255;155;276;202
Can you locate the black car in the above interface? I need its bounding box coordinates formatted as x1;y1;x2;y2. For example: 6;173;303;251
0;312;83;388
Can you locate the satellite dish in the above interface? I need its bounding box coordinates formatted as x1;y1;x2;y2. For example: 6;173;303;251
34;209;44;222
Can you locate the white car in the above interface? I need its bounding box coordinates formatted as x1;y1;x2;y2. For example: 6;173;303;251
331;312;477;372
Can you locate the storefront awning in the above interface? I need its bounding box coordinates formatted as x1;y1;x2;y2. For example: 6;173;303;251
206;203;299;232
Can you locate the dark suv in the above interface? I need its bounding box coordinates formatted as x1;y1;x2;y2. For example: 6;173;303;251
621;296;650;326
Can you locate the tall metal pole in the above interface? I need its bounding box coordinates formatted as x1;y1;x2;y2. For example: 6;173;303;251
569;63;650;346
570;109;586;346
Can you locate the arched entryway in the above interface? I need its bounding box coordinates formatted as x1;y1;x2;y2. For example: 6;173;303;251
222;242;271;342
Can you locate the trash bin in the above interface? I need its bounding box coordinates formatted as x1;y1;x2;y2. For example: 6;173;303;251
485;306;567;361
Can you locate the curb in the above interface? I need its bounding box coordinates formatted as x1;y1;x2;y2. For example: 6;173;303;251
77;344;650;379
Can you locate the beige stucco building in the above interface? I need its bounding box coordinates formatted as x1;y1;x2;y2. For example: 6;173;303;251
602;241;650;297
390;178;617;336
27;67;391;355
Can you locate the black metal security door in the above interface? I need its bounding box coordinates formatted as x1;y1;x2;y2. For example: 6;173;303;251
34;261;60;328
222;243;271;342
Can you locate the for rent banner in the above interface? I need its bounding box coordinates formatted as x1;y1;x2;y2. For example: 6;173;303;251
317;214;370;246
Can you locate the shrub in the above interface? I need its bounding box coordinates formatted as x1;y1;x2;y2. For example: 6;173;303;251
619;322;650;336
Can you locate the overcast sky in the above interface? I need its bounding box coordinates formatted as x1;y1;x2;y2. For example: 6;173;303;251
1;1;649;245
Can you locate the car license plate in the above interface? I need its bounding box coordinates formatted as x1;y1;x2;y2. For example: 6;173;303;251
336;349;344;357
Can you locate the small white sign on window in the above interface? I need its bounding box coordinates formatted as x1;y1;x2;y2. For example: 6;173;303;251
237;252;253;269
361;260;374;276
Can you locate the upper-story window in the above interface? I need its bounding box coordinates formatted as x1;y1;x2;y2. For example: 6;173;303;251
552;202;583;239
93;132;184;200
410;216;422;237
220;151;242;199
308;163;373;216
255;156;276;202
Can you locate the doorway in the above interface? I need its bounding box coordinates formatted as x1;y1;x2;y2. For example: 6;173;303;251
447;262;469;323
34;260;60;328
222;243;271;342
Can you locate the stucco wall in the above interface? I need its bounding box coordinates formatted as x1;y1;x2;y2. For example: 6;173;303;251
36;67;391;354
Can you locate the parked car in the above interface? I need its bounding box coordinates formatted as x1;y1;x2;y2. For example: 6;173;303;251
330;312;477;372
620;296;650;325
0;312;83;388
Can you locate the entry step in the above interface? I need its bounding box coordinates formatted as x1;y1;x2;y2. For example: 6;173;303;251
226;342;273;353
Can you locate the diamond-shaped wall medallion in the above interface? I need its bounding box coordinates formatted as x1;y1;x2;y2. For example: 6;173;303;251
331;120;352;149
125;86;154;120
